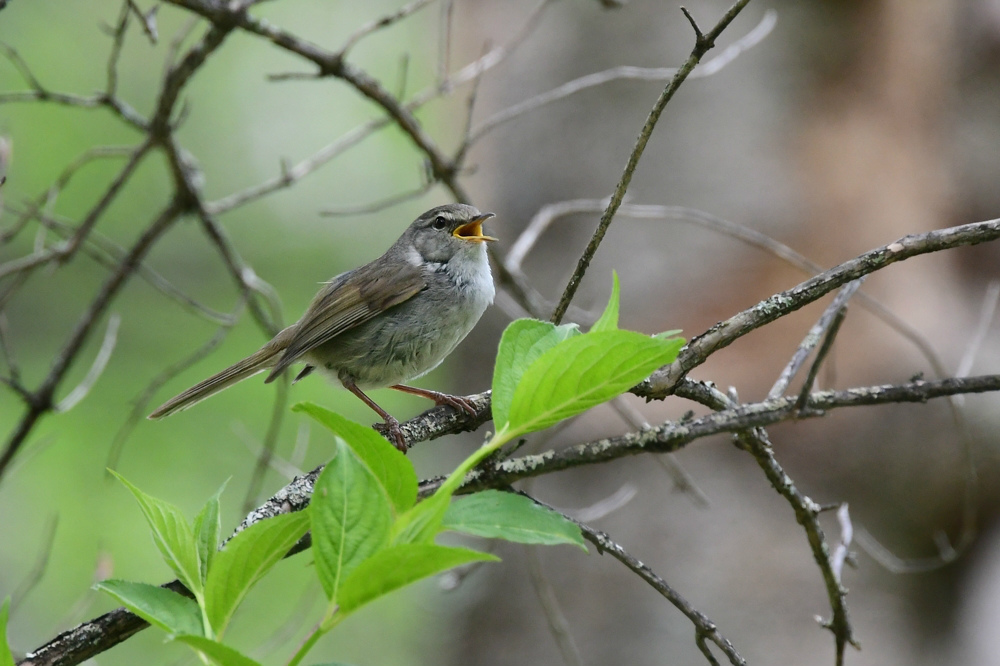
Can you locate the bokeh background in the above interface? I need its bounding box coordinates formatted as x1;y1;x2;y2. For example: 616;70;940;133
2;0;1000;664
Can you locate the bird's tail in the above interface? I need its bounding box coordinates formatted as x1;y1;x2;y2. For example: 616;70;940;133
148;346;281;419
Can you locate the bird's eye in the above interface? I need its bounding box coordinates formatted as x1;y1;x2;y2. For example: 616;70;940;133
432;216;448;230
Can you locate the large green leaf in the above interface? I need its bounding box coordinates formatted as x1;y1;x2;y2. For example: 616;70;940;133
492;319;580;429
110;471;202;596
1;598;14;666
193;480;228;584
204;511;310;636
292;403;416;515
336;544;499;615
506;331;684;436
174;635;262;666
443;490;586;549
311;438;393;602
95;580;203;636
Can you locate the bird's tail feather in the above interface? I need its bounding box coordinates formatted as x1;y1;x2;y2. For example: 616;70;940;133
148;347;280;419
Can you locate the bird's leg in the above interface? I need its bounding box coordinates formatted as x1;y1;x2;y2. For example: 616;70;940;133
390;384;478;417
343;378;408;453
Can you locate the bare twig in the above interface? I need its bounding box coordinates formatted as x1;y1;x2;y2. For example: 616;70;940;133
768;278;865;400
471;10;777;144
638;218;1000;399
609;395;709;506
525;546;584;666
577;523;745;665
318;183;433;217
337;0;434;56
241;374;290;515
11;515;59;612
550;0;753;323
795;306;848;413
55;313;121;413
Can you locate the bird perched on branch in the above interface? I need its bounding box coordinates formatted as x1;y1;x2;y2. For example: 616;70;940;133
150;203;497;452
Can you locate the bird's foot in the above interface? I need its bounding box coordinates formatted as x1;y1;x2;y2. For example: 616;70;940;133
390;385;479;417
383;415;408;453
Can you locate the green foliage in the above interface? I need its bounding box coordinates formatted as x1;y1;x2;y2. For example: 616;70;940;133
505;330;683;435
173;635;263;666
108;471;204;599
291;404;416;514
491;319;581;429
590;270;621;333
194;481;228;583
443;490;586;549
335;544;498;615
94;580;202;636
1;598;14;666
97;273;678;666
493;272;683;438
204;511;310;637
310;438;393;603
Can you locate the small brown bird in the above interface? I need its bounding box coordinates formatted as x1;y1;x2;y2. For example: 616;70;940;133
149;203;497;451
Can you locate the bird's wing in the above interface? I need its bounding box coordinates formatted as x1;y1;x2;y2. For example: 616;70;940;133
265;264;426;382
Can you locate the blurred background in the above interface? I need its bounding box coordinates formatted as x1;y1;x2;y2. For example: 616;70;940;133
2;0;1000;664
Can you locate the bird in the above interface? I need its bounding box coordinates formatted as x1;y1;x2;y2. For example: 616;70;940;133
149;203;497;452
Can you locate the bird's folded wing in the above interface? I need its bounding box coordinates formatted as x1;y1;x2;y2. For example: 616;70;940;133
265;265;426;382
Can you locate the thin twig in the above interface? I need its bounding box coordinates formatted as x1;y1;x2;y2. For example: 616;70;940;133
241;374;290;515
524;546;584;666
609;395;709;506
471;10;777;144
550;0;753;323
768;278;865;400
577;523;745;665
794;307;848;413
55;314;121;413
11;515;59;612
337;0;435;56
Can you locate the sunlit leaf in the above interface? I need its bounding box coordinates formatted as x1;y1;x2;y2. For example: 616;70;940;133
492;319;580;429
507;331;684;436
292;403;416;514
311;438;392;602
109;471;202;596
590;271;620;333
204;511;310;636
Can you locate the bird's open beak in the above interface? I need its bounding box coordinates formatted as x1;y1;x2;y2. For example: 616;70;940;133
453;212;498;243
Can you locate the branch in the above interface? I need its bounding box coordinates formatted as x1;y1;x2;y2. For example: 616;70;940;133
550;0;752;323
637;218;1000;399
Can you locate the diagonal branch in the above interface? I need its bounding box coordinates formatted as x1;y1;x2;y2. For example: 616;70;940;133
550;0;753;323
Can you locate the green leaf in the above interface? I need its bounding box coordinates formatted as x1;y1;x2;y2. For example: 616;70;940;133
590;271;620;333
173;635;262;666
443;490;586;550
337;544;498;615
653;329;683;340
1;598;14;666
390;491;450;545
292;403;416;514
204;511;310;636
507;331;684;436
492;319;580;429
193;480;228;584
95;580;203;636
109;471;203;596
311;438;393;602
